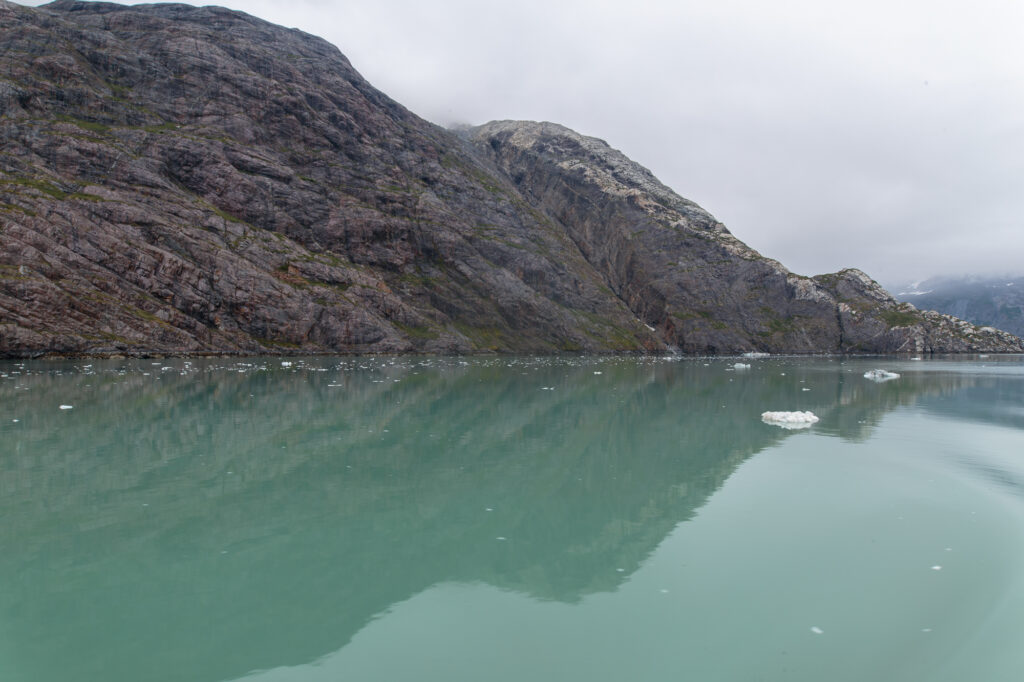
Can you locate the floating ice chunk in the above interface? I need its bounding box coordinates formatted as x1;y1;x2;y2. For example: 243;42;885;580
496;536;507;541
733;363;751;370
922;628;933;633
931;565;942;571
59;405;73;410
802;388;811;391
761;411;819;429
864;369;900;382
593;371;602;375
281;361;292;367
12;419;19;423
743;352;770;358
810;626;824;635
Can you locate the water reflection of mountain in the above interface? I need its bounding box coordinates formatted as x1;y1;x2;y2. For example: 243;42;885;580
0;358;985;682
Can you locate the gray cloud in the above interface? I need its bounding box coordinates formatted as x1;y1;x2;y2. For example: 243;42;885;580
14;0;1024;282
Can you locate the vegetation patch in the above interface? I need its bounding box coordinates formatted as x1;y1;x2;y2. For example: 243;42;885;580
55;115;111;134
143;122;179;133
4;177;68;200
0;202;36;216
453;321;506;350
879;309;922;328
392;320;440;341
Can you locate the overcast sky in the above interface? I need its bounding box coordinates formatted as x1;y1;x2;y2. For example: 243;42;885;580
16;0;1024;284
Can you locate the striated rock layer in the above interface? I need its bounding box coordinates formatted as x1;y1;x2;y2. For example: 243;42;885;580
1;1;1021;356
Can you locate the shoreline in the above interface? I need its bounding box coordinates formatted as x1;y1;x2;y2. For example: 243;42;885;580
2;349;1020;362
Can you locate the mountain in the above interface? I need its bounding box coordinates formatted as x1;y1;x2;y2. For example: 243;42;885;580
2;1;1021;356
892;275;1024;339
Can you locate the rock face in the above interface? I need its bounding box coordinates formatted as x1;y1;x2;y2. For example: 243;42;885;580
468;121;1023;354
1;1;1021;356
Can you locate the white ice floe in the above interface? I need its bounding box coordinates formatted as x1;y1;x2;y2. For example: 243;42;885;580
280;361;292;367
864;369;900;382
742;352;770;358
761;411;819;429
59;405;73;410
810;626;824;635
733;363;751;370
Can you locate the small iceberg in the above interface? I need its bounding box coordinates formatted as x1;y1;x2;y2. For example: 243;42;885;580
761;411;819;429
742;352;770;358
864;369;900;382
733;363;751;370
59;405;73;410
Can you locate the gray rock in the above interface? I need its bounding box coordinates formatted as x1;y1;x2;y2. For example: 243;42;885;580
1;2;1020;356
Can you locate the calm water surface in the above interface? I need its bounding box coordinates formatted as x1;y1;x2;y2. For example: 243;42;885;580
1;355;1023;681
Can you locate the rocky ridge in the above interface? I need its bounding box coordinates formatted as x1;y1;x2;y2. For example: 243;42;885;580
1;1;1021;356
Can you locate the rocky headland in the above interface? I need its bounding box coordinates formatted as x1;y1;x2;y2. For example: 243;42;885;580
2;0;1021;356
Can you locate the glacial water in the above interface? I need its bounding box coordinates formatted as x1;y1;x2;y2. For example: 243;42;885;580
1;355;1023;682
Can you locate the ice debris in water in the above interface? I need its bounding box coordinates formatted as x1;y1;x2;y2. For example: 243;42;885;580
733;363;751;370
281;361;292;367
810;626;824;635
743;352;770;358
761;411;819;429
931;565;942;571
59;405;73;410
864;369;900;382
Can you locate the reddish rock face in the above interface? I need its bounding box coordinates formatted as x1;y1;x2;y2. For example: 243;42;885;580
1;2;1020;356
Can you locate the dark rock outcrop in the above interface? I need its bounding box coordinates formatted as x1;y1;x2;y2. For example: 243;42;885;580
1;1;1020;356
467;122;1024;354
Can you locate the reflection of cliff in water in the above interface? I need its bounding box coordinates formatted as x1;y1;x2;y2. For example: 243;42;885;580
0;357;983;682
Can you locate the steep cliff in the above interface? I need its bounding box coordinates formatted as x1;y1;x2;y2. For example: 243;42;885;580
1;1;1020;356
468;121;1023;353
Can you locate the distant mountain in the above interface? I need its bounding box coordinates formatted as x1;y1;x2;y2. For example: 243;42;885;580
1;1;1021;356
892;275;1024;338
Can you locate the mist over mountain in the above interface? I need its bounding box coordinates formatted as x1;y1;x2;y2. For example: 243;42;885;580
1;1;1021;356
892;274;1024;338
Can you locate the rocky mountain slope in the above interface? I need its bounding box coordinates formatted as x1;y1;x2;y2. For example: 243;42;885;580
1;0;1021;356
893;275;1024;338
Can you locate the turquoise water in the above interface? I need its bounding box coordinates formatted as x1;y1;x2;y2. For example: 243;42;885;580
1;355;1023;681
